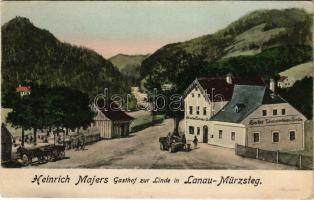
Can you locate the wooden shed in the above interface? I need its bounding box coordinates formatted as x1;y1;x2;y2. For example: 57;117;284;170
93;100;134;139
1;123;13;164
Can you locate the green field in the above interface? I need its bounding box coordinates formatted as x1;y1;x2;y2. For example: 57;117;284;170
279;62;313;81
130;113;165;130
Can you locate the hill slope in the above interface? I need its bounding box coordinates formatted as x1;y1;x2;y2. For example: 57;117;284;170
1;17;128;99
279;61;313;80
141;8;313;91
109;54;150;71
109;54;150;86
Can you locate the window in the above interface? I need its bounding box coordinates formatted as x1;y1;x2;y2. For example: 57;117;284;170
196;106;200;115
253;132;260;143
273;109;277;116
195;87;198;91
210;135;214;138
198;94;201;98
272;132;279;143
192;93;194;97
203;107;207;115
189;126;194;135
197;127;200;135
281;109;286;115
289;130;296;141
231;132;235;141
262;110;267;116
189;106;193;115
219;130;223;139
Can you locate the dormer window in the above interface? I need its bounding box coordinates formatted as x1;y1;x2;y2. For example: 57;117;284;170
192;93;194;98
233;103;245;113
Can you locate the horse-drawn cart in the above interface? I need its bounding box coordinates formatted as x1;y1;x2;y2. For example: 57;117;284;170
16;144;65;166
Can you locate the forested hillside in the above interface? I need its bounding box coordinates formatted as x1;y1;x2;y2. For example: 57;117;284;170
141;8;313;92
109;54;149;86
2;17;129;100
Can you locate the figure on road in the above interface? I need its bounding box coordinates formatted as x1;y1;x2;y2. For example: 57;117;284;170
193;136;198;149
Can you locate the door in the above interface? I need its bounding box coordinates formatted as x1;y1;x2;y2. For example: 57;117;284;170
121;124;125;137
203;126;208;143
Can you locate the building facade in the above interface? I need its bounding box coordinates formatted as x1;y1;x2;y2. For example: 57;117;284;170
211;85;306;151
1;123;12;164
93;100;134;139
277;76;295;88
183;74;264;143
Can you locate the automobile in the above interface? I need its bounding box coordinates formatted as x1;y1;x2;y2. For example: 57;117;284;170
159;134;190;153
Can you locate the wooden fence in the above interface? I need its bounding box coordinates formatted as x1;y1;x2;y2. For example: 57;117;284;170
235;144;313;170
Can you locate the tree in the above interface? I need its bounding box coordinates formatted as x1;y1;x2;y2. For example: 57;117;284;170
7;84;96;145
278;77;313;119
141;48;206;135
51;86;95;134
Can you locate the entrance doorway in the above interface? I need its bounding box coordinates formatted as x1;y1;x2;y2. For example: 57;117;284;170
121;124;125;137
203;126;208;143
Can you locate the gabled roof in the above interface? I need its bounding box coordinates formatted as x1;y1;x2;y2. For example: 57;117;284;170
211;85;287;123
95;100;134;121
183;76;265;102
16;85;30;92
278;76;288;82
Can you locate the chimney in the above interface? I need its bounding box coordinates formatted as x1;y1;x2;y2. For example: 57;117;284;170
269;78;275;92
226;73;232;84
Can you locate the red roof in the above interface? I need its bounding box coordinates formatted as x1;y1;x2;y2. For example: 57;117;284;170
278;76;288;82
196;77;265;101
16;85;30;92
97;100;134;121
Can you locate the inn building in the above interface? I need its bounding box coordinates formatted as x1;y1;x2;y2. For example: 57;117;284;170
211;85;305;151
183;74;264;143
183;75;306;151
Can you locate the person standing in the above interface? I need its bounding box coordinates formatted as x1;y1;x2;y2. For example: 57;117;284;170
193;136;198;149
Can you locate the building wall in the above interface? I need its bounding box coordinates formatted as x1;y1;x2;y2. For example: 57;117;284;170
278;79;295;88
184;85;228;143
185;118;212;143
112;122;130;138
210;122;246;148
95;120;113;139
185;85;212;119
1;126;12;163
242;103;305;151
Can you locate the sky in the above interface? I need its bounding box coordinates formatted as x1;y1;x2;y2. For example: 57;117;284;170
1;1;312;58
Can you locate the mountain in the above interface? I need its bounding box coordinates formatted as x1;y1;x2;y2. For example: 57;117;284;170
109;54;150;86
176;8;312;60
279;61;313;80
1;17;129;99
140;8;313;91
109;54;150;71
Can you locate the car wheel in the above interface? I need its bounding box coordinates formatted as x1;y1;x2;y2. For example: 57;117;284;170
59;150;65;159
22;154;29;166
160;143;164;150
169;145;175;153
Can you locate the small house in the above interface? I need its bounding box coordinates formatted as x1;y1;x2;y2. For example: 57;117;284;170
93;100;134;139
277;76;295;88
16;85;31;96
1;123;13;164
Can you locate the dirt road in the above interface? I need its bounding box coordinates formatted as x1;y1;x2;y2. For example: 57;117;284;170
35;119;295;169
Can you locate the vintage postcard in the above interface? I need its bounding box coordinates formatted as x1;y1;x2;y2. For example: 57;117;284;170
0;1;313;198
